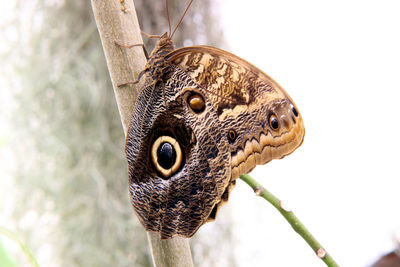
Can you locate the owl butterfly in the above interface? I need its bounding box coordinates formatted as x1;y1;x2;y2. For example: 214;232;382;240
125;0;305;239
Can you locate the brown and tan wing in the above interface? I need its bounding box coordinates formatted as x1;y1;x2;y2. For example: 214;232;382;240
167;46;305;180
126;43;305;239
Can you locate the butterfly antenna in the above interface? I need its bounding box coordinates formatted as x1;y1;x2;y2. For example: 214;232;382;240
171;0;193;38
166;0;172;37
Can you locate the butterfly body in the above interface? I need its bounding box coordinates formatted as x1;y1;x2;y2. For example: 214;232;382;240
125;32;305;239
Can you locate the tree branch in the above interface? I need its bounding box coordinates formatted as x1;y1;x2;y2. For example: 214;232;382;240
90;1;193;266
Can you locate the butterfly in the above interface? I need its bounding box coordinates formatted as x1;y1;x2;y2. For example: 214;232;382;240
125;0;305;239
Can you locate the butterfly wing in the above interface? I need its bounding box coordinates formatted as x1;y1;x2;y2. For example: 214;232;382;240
167;46;305;179
126;44;305;239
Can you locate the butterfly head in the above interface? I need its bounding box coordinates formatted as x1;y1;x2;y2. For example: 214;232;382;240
148;32;175;59
141;0;194;82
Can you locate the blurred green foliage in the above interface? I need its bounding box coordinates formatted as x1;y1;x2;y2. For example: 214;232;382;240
0;227;39;267
0;240;16;267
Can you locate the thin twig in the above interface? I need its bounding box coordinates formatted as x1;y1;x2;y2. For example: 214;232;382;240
239;174;339;267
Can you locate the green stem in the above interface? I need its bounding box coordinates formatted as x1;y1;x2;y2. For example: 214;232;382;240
239;174;339;267
0;227;39;267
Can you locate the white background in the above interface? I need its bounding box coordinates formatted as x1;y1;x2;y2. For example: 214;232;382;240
1;1;399;266
198;0;400;266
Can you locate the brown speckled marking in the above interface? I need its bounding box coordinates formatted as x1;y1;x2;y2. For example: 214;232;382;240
125;33;305;239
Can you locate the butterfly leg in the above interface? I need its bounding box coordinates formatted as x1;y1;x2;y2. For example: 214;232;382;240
140;31;161;39
114;29;161;59
115;70;148;87
114;40;148;87
117;80;138;87
114;40;149;60
116;69;148;87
